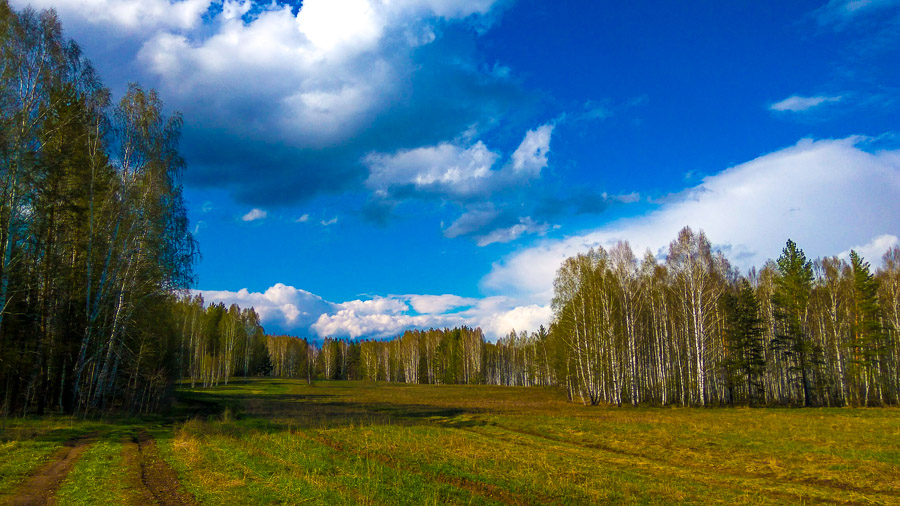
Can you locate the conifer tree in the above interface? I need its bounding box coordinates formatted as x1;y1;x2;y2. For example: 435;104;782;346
849;251;886;405
724;279;766;405
771;240;818;406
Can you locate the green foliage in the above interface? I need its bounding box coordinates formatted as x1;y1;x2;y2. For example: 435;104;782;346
0;2;195;416
848;250;889;404
771;239;825;406
723;279;766;405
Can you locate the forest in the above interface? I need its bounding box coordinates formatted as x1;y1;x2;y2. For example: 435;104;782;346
236;229;900;408
0;2;195;416
2;1;899;419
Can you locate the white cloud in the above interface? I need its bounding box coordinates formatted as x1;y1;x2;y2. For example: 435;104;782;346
311;295;550;340
475;217;549;247
770;94;842;112
406;294;477;314
482;304;552;338
295;0;383;56
443;205;500;238
312;311;430;340
192;220;207;235
128;0;505;148
610;192;641;204
197;283;335;330
334;297;409;315
295;214;310;223
442;205;552;247
198;283;549;340
510;124;553;177
19;0;504;153
839;234;899;265
221;0;251;21
241;208;267;221
12;0;212;33
364;141;499;197
482;137;900;303
364;123;554;200
321;216;339;226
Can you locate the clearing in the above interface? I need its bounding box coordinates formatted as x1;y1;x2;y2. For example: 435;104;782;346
2;378;899;504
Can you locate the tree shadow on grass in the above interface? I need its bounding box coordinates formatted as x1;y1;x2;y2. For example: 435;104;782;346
172;381;490;433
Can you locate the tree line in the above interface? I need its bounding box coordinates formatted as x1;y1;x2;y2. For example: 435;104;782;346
4;2;896;414
0;2;195;416
249;327;555;388
265;327;556;388
287;228;899;408
548;227;899;407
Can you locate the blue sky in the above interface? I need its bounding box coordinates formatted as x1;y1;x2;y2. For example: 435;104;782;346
18;0;900;339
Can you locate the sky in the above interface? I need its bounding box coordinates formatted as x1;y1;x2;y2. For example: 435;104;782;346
15;0;900;340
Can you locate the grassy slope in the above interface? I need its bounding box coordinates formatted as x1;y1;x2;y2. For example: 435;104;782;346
2;379;899;504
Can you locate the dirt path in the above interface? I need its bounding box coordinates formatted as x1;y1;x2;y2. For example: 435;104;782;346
122;433;196;506
5;438;94;506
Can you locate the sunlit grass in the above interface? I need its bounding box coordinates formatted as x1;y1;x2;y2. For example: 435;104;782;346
55;440;142;505
0;416;102;495
2;379;899;504
162;379;900;504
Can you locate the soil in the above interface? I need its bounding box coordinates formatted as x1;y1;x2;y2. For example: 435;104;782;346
6;437;93;506
121;432;197;506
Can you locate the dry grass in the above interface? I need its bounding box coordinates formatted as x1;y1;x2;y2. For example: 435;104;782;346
3;379;898;504
161;379;900;504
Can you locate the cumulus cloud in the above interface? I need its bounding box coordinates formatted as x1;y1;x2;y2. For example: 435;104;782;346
406;294;478;314
14;0;212;33
136;2;395;147
364;141;499;198
13;0;520;206
311;295;550;339
770;94;843;112
137;0;508;151
197;283;335;330
334;297;409;315
363;124;555;242
364;123;553;200
198;284;548;340
483;137;900;303
241;208;267;221
510;124;553;177
481;304;553;338
839;234;900;264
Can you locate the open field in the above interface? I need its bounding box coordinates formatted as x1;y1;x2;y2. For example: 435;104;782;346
2;379;900;504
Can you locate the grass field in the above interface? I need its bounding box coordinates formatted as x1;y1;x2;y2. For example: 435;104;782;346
2;379;899;504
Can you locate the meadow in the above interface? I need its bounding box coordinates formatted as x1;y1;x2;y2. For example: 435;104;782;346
1;378;899;504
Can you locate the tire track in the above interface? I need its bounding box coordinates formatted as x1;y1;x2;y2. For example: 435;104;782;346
469;422;880;504
5;436;94;506
122;432;197;506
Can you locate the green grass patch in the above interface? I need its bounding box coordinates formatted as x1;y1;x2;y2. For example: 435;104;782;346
3;378;900;504
54;440;142;505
